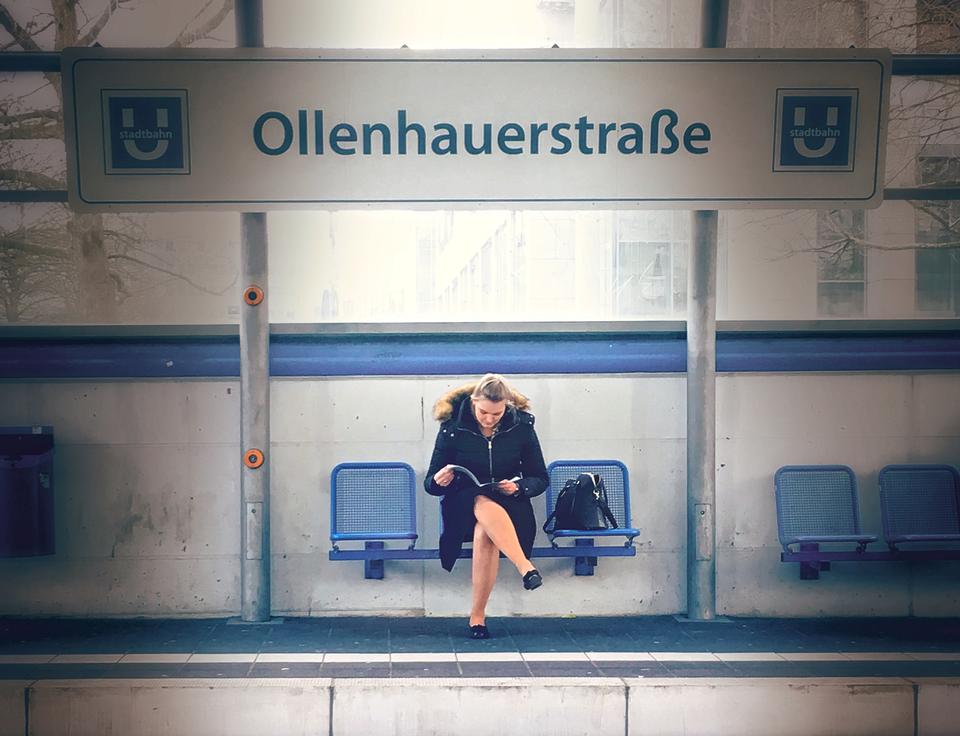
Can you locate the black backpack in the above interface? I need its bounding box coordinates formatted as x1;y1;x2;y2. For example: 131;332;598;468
543;472;619;533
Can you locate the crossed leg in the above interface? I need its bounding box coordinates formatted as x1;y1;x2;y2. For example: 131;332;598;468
469;496;538;627
469;524;499;627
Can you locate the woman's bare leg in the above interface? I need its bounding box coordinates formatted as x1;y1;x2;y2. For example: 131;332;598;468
469;525;499;626
473;495;535;575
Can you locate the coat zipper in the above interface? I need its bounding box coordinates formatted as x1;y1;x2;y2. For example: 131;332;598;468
487;438;494;483
460;422;520;485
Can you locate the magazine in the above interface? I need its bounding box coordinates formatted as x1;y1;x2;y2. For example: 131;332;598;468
449;465;520;488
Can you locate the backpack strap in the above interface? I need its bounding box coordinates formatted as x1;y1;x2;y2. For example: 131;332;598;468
596;497;619;528
588;475;619;529
542;508;557;534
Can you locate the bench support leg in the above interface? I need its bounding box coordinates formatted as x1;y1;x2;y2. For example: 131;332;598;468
574;538;597;576
799;543;823;580
364;541;384;580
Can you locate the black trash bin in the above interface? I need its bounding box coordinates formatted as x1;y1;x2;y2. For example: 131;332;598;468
0;426;54;557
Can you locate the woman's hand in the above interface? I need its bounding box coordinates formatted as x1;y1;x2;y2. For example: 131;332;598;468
433;465;456;487
496;480;520;497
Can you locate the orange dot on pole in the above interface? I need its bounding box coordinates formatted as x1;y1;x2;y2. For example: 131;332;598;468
244;449;264;468
244;285;264;306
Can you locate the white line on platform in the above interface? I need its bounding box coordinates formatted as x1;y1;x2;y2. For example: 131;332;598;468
188;654;256;663
256;653;325;663
714;653;787;662
584;652;656;662
391;653;457;663
521;652;590;662
118;654;191;664
50;654;123;664
455;653;524;662
323;653;389;663
7;651;957;665
649;652;722;662
0;655;56;664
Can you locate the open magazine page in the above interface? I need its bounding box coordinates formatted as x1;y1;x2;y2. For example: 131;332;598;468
449;465;520;488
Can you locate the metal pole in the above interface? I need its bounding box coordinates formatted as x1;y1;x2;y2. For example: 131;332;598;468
236;0;271;623
687;211;718;620
685;0;727;622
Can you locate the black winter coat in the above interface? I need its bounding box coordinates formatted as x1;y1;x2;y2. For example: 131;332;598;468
425;393;548;571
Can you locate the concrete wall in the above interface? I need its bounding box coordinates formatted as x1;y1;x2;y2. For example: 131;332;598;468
1;372;958;618
4;676;955;736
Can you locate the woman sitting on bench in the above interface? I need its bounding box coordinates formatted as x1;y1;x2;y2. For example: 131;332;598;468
426;373;549;639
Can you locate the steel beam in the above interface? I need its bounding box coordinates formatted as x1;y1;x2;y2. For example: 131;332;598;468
1;51;957;77
236;0;271;623
685;0;727;622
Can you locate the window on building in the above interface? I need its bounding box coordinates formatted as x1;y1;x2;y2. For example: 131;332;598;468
614;212;688;317
916;153;960;314
816;210;866;316
917;0;960;53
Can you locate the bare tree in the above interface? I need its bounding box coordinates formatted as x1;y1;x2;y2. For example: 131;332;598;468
0;0;234;323
730;0;960;296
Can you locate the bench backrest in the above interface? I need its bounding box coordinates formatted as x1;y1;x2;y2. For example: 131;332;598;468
330;462;417;542
879;464;960;541
774;465;864;543
545;460;631;529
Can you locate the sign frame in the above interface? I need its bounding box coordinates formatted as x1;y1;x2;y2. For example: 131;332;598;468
62;47;891;211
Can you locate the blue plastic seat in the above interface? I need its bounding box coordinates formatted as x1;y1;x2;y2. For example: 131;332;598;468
879;464;960;548
774;465;877;553
545;460;639;544
330;462;418;549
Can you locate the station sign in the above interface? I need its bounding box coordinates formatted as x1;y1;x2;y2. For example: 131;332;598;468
62;48;891;211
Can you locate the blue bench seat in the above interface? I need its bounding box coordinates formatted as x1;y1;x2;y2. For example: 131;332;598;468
775;464;960;579
879;464;960;548
329;460;638;579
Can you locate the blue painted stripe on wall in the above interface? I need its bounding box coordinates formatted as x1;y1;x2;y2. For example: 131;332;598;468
0;331;958;378
718;332;960;372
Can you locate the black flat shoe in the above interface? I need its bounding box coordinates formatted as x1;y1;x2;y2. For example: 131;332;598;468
469;624;490;640
522;569;543;590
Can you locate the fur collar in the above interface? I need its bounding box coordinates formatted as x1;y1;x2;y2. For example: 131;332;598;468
432;382;530;421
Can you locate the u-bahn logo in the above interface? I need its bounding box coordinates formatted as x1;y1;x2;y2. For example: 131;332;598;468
102;90;190;174
774;89;857;172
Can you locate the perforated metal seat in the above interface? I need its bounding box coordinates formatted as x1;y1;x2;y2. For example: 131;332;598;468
545;460;639;543
879;464;960;548
774;465;877;553
330;462;417;548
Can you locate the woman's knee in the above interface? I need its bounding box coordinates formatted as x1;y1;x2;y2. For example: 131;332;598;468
473;525;493;549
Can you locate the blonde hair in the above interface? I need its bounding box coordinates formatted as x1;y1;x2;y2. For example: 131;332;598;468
432;377;531;421
470;373;513;404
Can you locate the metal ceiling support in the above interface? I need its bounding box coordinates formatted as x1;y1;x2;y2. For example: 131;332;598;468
1;50;956;76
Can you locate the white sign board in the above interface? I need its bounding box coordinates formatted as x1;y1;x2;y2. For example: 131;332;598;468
62;48;891;211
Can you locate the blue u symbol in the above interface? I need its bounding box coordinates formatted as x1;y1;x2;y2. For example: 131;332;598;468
790;106;838;159
121;107;170;161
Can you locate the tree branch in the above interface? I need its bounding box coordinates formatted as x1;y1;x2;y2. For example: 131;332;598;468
168;0;233;48
0;4;43;51
0;109;59;125
0;236;69;260
77;0;135;48
106;253;236;295
0;120;63;139
0;168;64;189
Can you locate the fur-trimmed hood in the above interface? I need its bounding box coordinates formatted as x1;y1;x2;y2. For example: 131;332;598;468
432;382;530;422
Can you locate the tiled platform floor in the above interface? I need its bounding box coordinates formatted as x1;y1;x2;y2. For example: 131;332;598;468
1;615;958;679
